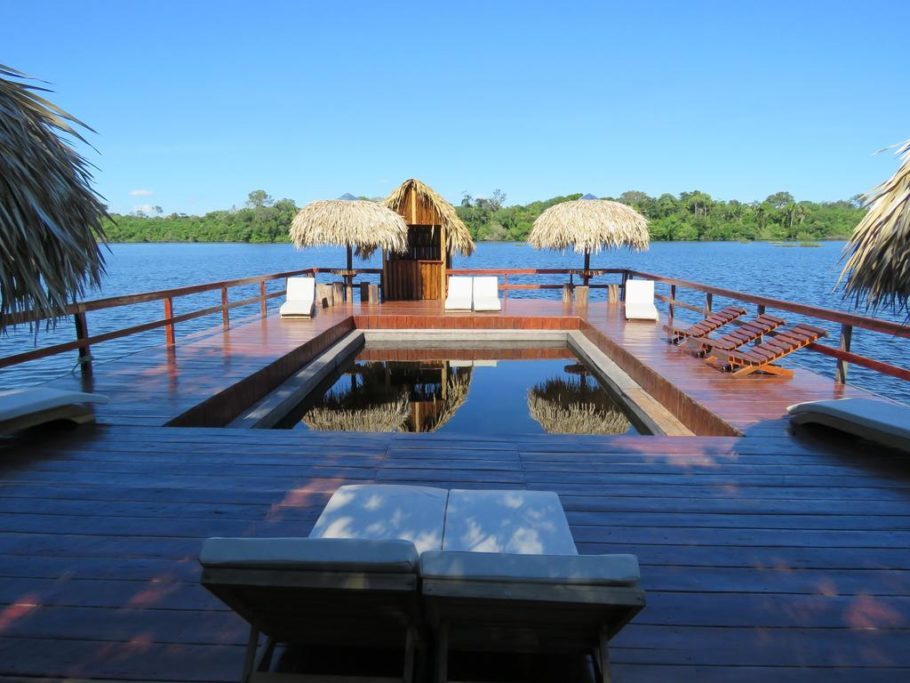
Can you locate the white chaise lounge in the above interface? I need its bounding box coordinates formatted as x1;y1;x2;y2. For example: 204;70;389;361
420;489;645;683
279;276;316;317
445;276;473;311
788;398;910;454
624;279;659;321
472;276;502;312
0;387;108;433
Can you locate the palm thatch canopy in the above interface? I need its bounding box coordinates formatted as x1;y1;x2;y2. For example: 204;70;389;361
529;199;649;255
302;395;410;432
290;199;408;267
840;139;910;312
383;178;475;256
527;376;631;435
0;65;107;328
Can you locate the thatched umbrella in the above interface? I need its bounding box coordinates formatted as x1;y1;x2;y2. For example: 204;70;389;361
527;376;631;435
302;396;410;432
840;139;910;312
0;64;107;328
289;198;409;272
528;198;648;285
383;178;475;256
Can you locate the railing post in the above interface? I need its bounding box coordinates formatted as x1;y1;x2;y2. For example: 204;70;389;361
757;304;766;316
836;324;853;384
503;274;508;301
669;284;676;320
259;281;267;318
73;311;93;378
704;292;713;316
163;297;176;347
221;287;230;328
620;272;629;301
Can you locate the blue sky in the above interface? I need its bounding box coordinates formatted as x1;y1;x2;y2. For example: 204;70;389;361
5;0;909;214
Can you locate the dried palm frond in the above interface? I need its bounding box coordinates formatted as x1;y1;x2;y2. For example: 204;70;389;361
528;199;649;254
422;366;472;432
527;376;631;435
383;178;475;256
290;199;409;263
840;139;910;313
0;64;108;329
302;396;410;432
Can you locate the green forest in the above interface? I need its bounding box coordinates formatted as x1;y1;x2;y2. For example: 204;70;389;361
104;189;865;244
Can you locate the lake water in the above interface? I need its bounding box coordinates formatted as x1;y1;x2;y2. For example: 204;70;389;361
2;241;907;404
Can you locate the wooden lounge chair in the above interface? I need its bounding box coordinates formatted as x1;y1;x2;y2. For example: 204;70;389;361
666;305;747;344
709;323;827;377
472;276;502;312
445;276;473;311
0;387;108;433
788;398;910;453
695;313;787;357
421;489;645;683
279;276;316;317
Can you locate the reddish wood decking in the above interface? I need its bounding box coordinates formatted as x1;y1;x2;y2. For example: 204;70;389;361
1;300;906;681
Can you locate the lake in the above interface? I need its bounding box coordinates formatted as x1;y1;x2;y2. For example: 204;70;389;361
2;241;907;404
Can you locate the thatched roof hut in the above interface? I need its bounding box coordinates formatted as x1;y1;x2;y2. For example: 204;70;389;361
0;64;108;328
527;376;631;435
528;198;649;284
383;178;474;256
840;139;910;312
289;199;408;270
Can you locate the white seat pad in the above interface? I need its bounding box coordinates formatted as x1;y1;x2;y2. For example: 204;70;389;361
0;387;108;421
200;537;418;572
309;484;448;553
443;489;577;555
788;398;910;445
420;550;639;586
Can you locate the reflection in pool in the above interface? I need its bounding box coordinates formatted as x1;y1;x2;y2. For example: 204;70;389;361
275;352;641;436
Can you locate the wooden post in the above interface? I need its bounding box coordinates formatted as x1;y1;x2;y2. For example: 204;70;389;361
757;304;766;316
360;282;371;304
836;324;853;384
73;311;93;378
607;284;619;304
669;284;677;321
331;282;345;304
704;292;713;316
163;297;176;347
562;283;573;305
503;273;509;301
575;285;589;306
221;287;229;328
316;283;333;308
259;281;267;318
620;272;629;301
368;283;379;304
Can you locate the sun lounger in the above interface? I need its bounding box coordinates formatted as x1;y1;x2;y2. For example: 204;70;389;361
666;305;747;344
0;387;108;433
279;276;316;317
695;313;786;356
421;489;645;683
710;323;827;377
472;276;502;312
787;398;910;453
624;279;659;321
445;276;473;311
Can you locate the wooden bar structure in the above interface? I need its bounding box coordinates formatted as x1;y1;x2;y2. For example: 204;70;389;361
0;268;909;681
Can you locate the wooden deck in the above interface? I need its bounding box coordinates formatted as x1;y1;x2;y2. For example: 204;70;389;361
2;300;907;681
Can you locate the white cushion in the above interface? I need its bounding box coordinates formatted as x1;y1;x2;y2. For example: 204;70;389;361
788;398;910;451
0;388;108;421
445;277;473;310
286;276;315;302
200;537;418;572
625;303;659;321
625;280;654;304
443;489;577;555
280;300;315;316
473;298;502;312
310;484;448;553
472;277;501;311
420;550;639;586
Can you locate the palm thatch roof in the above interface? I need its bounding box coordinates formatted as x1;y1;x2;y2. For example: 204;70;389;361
528;199;649;254
383;178;475;256
840;139;910;312
0;64;108;328
527;376;631;435
290;199;408;258
302;395;410;432
417;366;472;432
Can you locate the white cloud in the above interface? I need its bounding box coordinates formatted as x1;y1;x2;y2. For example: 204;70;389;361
129;189;153;197
133;204;157;214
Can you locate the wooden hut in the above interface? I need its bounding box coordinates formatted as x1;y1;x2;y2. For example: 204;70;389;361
382;179;475;301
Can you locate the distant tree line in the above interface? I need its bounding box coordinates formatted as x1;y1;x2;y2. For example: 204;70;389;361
103;189;865;244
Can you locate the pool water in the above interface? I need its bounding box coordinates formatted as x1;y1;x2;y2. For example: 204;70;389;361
274;349;642;436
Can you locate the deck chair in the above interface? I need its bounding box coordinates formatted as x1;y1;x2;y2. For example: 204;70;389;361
0;387;108;433
710;323;827;377
787;398;910;454
624;280;659;321
279;276;316;317
420;489;645;683
695;313;786;357
445;276;473;311
472;277;502;312
666;305;747;344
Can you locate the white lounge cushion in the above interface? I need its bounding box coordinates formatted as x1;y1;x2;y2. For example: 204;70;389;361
200;537;418;572
280;276;315;317
625;303;659;321
310;484;448;553
445;276;473;310
280;300;316;316
420;550;640;586
787;398;910;452
443;489;578;555
0;387;108;421
624;280;659;320
472;277;502;312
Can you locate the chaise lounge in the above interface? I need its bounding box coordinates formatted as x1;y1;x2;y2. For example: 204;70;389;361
0;387;108;433
709;323;827;377
472;276;502;312
444;276;473;311
279;276;316;317
787;397;910;453
666;305;747;344
624;279;659;321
